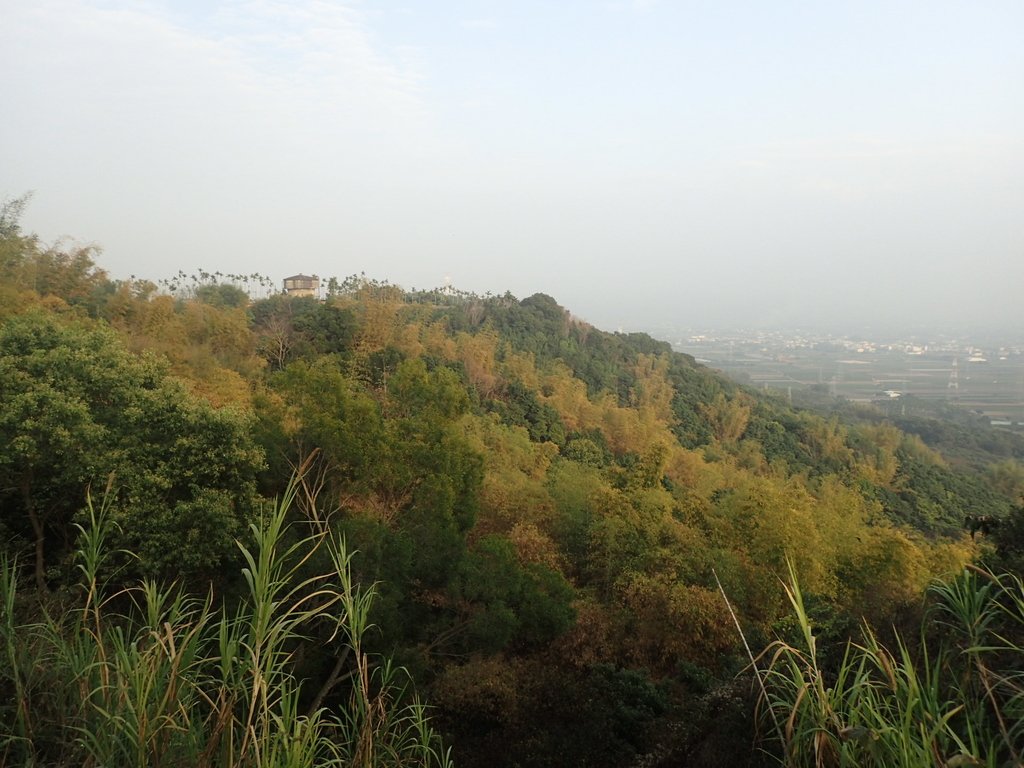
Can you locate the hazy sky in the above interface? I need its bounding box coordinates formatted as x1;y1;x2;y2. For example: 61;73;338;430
2;1;1022;333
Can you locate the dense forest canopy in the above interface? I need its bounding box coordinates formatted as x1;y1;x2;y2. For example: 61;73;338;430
2;202;1022;766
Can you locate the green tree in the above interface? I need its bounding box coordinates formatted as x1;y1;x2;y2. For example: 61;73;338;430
251;295;357;368
194;282;249;308
0;311;263;586
264;357;384;500
451;535;574;652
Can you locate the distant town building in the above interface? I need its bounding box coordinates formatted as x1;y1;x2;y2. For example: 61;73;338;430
283;274;319;297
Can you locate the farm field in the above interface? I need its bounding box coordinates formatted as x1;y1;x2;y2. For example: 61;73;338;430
674;337;1024;427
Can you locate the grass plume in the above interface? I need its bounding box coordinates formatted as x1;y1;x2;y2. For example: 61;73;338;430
759;560;1024;767
0;479;451;767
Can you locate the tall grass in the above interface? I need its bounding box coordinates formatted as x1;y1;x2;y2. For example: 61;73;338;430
0;481;452;767
759;561;1024;767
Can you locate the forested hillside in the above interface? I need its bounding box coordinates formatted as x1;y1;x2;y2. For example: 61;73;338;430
2;204;1022;766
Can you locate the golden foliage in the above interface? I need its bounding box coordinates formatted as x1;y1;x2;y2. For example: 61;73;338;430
463;416;558;531
456;330;500;398
802;415;854;466
630;353;675;422
553;597;622;668
419;319;458;360
699;392;752;444
350;293;403;353
0;286;51;319
391;320;426;359
179;367;252;408
856;422;902;486
619;574;735;671
900;432;947;467
540;363;600;433
432;656;522;723
501;349;540;391
599;393;677;457
507;522;561;570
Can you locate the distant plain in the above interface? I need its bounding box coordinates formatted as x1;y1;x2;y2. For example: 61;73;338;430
675;338;1024;426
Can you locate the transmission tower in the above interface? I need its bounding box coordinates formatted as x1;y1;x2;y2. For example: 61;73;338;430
948;358;960;403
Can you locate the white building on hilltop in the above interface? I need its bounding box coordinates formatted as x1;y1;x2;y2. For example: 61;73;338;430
282;274;319;298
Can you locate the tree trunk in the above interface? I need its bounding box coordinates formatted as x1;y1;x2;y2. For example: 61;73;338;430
21;477;47;592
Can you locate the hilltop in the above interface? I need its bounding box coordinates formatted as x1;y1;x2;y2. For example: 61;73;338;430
2;207;1021;766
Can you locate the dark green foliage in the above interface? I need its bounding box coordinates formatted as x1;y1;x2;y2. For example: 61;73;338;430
450;292;677;402
896;410;1024;467
562;434;612;467
490;380;566;444
360;345;405;390
745;402;824;473
866;449;1012;535
387;360;482;539
443;661;667;768
453;536;575;652
646;676;767;768
262;355;489;662
613;445;671;491
990;504;1024;576
389;358;470;422
298;300;358;356
545;459;605;575
667;361;727;448
194;282;250;308
251;295;357;367
0;311;263;585
268;357;384;491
